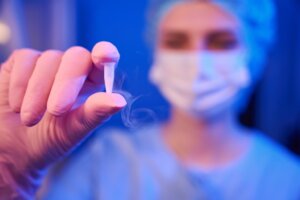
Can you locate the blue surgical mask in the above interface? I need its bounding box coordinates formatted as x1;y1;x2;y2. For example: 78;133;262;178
149;50;250;117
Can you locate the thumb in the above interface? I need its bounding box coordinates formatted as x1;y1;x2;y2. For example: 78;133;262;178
64;92;126;144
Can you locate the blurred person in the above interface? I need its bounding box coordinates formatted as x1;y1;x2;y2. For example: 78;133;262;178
1;0;300;200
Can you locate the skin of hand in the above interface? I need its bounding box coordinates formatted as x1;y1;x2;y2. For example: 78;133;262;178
0;41;126;199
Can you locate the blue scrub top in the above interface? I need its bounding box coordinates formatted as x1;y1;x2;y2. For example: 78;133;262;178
37;125;300;200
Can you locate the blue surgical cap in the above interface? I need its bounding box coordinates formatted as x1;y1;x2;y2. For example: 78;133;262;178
146;0;276;81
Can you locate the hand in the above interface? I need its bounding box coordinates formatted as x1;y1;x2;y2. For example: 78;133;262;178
0;42;126;199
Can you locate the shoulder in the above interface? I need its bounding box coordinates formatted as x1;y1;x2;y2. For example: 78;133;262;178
249;133;300;183
244;133;300;198
253;133;300;166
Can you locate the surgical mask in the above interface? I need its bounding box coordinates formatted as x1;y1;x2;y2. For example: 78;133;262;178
149;50;250;117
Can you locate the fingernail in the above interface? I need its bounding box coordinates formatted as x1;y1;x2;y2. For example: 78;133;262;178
21;111;42;126
111;93;127;108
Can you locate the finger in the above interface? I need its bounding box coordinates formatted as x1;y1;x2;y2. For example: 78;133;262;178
9;49;41;112
0;55;14;107
31;92;126;165
64;92;126;144
47;46;92;116
89;41;120;85
21;50;63;126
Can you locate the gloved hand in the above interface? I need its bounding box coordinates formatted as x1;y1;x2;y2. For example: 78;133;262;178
0;42;126;199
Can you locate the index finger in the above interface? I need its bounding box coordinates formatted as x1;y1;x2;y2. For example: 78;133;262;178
47;46;92;116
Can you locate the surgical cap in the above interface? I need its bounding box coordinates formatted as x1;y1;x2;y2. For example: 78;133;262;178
146;0;276;81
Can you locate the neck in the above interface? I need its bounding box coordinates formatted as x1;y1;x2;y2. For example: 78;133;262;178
162;108;251;169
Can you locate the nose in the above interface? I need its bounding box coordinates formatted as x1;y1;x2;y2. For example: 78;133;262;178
190;36;205;51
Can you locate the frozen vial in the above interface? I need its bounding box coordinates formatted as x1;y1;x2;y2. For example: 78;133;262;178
104;62;115;93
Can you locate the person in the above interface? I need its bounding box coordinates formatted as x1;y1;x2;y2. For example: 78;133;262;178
0;0;300;199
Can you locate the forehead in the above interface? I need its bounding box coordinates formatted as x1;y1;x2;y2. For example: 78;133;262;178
159;2;240;33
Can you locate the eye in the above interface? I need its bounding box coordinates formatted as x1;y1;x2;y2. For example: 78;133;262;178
205;30;239;50
160;32;189;50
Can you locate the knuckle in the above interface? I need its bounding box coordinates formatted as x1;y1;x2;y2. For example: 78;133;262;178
42;49;63;58
48;103;70;116
13;48;41;58
66;46;90;57
62;46;92;67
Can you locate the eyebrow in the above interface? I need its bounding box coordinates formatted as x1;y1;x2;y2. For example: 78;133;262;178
161;31;188;39
206;29;239;39
162;28;237;37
